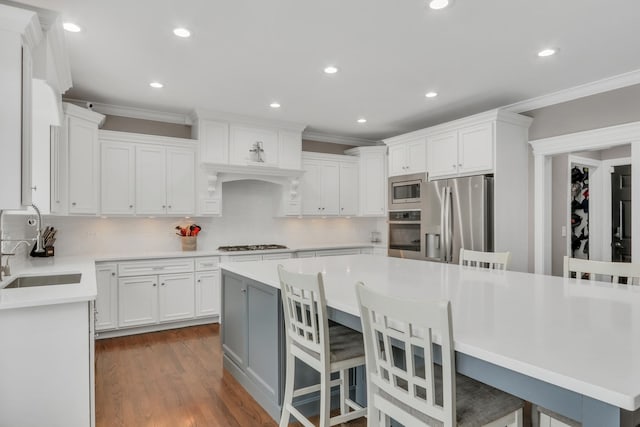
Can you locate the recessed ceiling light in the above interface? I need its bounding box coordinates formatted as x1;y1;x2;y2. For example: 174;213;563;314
270;102;281;109
63;22;81;32
425;91;438;98
429;0;450;10
149;82;164;88
357;118;367;123
173;28;191;38
324;66;339;74
538;48;557;57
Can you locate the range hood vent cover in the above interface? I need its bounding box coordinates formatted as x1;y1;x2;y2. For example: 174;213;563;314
201;162;304;185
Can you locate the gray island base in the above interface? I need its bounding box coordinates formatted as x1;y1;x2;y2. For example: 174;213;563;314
220;255;640;426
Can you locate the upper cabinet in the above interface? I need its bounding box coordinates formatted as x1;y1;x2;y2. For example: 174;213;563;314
99;130;197;217
0;5;42;209
427;122;493;179
387;137;426;177
345;146;387;217
300;153;358;216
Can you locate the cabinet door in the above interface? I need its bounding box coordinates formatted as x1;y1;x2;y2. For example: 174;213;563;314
406;138;426;174
301;160;322;215
166;148;195;215
101;142;135;215
320;162;340;215
457;122;494;175
245;279;281;404
426;131;458;179
68;116;99;214
135;145;166;215
95;264;117;331
278;130;302;169
199;119;229;163
50;126;68;215
229;125;279;166
195;270;220;317
158;273;195;322
339;162;358;216
360;151;386;216
388;144;407;177
118;275;158;327
222;273;247;368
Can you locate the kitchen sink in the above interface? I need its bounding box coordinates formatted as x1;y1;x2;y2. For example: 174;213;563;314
3;273;82;289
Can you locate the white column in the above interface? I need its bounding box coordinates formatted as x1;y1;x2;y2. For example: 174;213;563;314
533;153;552;274
632;142;640;263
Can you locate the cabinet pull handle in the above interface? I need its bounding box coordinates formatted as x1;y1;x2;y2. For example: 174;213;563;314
168;205;172;209
458;163;462;167
111;272;115;276
153;283;157;287
241;289;247;294
72;202;77;206
197;279;201;283
129;205;133;208
162;205;166;209
452;164;456;169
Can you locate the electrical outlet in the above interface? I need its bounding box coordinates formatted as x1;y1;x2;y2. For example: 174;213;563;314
561;226;567;237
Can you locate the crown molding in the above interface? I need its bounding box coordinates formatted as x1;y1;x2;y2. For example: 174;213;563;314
62;102;105;126
99;129;196;146
529;120;640;156
0;4;42;49
63;98;192;125
302;131;380;146
503;69;640;114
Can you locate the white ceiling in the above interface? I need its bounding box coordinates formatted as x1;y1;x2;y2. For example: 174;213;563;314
12;0;640;140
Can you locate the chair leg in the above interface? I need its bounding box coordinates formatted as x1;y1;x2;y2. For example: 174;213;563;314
340;369;349;415
319;369;331;427
279;352;296;427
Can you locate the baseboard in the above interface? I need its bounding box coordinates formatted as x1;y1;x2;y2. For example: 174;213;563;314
96;316;219;339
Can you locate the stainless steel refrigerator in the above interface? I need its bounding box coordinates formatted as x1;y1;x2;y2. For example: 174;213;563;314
422;175;493;264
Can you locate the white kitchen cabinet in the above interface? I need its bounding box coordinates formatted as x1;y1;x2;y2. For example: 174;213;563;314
426;122;494;180
68;115;101;214
195;119;229;163
345;146;387;217
158;272;195;322
101;141;135;215
195;270;220;317
388;137;426;177
118;275;158;328
95;263;118;331
166;148;196;215
136;145;166;215
301;153;357;216
230;125;279;166
260;252;293;260
50;126;68;214
339;162;358;216
278;130;302;169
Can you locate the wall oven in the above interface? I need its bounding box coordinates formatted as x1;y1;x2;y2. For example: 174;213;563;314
388;210;422;260
388;173;425;210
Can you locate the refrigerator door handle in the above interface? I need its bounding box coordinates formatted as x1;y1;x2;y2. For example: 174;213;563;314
448;186;454;262
440;186;447;261
445;186;453;263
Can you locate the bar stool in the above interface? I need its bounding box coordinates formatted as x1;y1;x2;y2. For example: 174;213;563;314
563;255;640;284
355;282;524;427
459;249;510;270
277;265;366;427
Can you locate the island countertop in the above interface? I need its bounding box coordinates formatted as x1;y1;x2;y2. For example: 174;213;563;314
221;254;640;413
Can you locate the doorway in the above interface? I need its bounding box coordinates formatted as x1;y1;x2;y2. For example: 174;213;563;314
611;164;632;263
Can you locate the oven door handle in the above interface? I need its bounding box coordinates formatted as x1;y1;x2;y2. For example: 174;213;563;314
388;220;421;225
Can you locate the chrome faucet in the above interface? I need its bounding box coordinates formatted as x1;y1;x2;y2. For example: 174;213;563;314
0;204;45;281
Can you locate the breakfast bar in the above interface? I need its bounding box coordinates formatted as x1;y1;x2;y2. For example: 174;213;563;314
221;254;640;426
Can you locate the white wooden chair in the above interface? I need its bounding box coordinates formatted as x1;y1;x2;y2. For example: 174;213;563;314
277;265;366;427
563;256;640;285
459;249;510;271
355;282;524;427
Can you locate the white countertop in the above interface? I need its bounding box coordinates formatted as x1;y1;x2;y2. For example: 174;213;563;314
220;254;640;411
0;256;97;310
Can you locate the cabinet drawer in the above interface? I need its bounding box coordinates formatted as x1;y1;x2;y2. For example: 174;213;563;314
261;252;293;260
228;254;263;262
296;251;317;258
195;256;220;271
315;248;361;257
118;258;194;277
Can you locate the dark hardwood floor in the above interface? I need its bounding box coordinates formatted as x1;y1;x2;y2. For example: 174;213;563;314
95;324;366;427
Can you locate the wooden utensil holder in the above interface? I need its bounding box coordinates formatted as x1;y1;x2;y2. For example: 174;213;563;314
181;236;197;251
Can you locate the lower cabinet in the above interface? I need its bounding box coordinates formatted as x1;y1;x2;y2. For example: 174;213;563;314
158;273;195;322
222;271;283;412
195;270;220;317
118;275;159;328
95;263;117;330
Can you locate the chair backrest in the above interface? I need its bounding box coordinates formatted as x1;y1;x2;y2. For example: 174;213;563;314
277;265;329;361
563;256;640;285
355;282;456;427
459;248;510;270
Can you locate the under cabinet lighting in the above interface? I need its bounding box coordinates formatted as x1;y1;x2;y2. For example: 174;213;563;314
149;82;164;88
538;48;557;57
357;118;367;123
270;102;281;109
173;28;191;38
425;91;438;98
324;66;339;74
63;22;81;32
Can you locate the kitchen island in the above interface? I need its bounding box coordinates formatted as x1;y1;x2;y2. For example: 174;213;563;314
221;254;640;426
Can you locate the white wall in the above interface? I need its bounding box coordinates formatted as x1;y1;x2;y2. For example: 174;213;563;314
3;180;386;265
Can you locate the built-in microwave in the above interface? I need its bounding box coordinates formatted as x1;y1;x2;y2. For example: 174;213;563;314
388;173;425;210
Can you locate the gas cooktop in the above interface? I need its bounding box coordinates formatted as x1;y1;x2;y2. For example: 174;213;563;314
217;244;288;252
